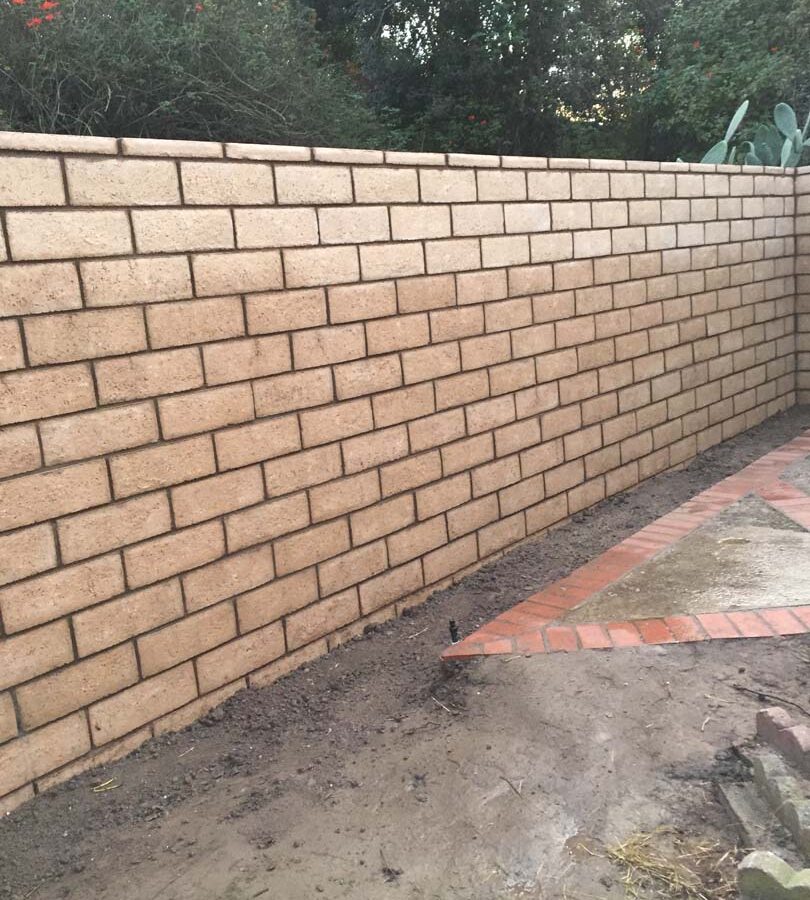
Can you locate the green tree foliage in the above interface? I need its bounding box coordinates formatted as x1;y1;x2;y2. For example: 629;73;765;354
3;0;808;163
313;0;652;158
645;0;810;160
0;0;382;145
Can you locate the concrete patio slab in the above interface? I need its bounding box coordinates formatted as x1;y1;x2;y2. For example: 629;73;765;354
565;495;810;624
443;430;810;659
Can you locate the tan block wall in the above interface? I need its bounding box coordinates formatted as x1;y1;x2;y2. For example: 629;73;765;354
0;132;800;811
797;168;810;403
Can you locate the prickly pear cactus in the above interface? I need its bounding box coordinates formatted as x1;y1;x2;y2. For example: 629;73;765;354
689;100;809;168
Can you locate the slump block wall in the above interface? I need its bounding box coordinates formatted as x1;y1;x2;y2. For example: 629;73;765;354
0;132;801;812
797;169;810;403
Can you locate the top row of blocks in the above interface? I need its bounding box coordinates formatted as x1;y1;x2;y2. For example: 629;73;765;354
0;130;808;175
0;156;796;210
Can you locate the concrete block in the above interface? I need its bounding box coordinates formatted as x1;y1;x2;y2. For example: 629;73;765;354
752;752;810;859
718;782;790;850
782;727;810;776
738;851;810;899
757;708;810;777
760;708;799;743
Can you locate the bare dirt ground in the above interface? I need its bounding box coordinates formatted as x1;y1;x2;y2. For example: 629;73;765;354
2;406;809;900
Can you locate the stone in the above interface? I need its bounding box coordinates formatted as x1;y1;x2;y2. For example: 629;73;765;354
717;782;786;850
738;851;810;899
757;707;795;744
751;752;810;859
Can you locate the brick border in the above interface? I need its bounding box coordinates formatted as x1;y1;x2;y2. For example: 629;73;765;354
443;430;810;658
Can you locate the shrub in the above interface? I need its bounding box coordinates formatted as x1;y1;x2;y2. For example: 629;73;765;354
0;0;382;146
646;0;810;161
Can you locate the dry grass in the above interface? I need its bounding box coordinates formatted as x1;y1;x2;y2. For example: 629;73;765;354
605;827;741;900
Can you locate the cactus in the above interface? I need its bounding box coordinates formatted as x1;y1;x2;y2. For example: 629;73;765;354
695;100;748;164
775;102;810;166
750;123;782;165
699;140;730;164
687;100;809;167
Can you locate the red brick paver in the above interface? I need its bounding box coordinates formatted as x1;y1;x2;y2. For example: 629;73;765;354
443;431;810;660
758;608;807;636
545;626;579;653
576;624;612;650
696;613;739;640
635;619;675;645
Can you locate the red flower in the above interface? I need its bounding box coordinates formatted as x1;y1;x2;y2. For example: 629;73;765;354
467;114;476;122
40;0;59;8
44;12;54;19
194;2;203;10
692;40;701;49
26;15;42;25
770;46;779;52
480;120;488;126
11;0;26;5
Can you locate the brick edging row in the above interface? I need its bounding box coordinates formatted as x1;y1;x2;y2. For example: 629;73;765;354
443;430;810;658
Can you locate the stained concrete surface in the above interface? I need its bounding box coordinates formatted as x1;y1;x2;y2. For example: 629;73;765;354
565;489;810;626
